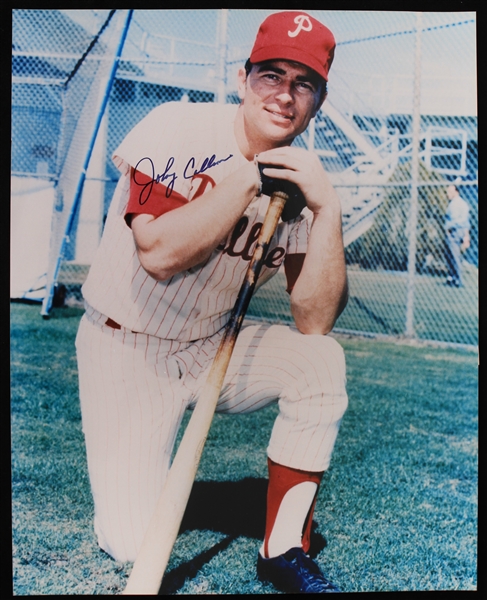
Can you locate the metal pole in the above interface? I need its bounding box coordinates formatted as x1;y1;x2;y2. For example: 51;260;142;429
41;9;134;317
405;12;422;337
217;9;228;103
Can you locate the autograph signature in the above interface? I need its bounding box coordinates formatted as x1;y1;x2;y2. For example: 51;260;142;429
133;154;233;205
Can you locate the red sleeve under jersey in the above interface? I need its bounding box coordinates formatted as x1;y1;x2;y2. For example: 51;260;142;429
125;168;188;225
284;253;305;293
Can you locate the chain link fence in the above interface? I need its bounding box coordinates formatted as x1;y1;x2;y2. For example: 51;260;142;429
11;9;477;347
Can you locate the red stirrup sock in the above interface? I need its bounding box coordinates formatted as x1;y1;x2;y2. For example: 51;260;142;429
263;458;324;559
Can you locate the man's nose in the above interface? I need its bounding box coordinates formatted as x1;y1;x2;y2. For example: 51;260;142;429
275;81;295;104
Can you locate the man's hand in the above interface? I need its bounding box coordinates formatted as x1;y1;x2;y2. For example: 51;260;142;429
256;147;340;216
256;161;306;222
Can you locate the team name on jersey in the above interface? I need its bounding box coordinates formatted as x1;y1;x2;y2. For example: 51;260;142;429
217;215;286;268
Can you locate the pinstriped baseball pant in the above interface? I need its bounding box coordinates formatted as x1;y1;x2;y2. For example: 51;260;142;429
75;307;348;562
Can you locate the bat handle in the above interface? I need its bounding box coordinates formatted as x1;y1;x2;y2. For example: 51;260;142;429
122;190;289;595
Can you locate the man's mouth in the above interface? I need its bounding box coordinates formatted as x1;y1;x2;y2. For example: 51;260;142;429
266;109;294;121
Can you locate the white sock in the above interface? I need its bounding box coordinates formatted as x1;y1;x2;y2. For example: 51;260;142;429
260;481;317;559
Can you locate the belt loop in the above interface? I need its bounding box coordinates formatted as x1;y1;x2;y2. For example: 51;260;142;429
105;317;121;330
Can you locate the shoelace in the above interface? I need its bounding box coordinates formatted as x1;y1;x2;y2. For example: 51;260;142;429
290;553;337;592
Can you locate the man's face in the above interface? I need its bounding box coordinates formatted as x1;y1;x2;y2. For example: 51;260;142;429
447;185;457;200
237;60;326;147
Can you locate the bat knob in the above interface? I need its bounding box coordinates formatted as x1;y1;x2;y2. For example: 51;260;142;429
257;163;306;222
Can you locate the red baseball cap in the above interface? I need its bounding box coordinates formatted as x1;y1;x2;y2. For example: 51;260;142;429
249;11;336;82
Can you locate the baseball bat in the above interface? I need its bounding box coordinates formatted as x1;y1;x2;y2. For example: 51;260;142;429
122;190;289;595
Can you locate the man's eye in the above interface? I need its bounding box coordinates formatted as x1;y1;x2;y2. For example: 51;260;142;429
263;73;280;82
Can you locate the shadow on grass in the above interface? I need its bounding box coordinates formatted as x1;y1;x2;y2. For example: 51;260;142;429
158;477;326;595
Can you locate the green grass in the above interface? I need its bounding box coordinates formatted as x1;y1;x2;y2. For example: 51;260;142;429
11;302;478;594
248;265;478;346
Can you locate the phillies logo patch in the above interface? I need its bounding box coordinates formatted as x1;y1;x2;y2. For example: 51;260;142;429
288;15;313;38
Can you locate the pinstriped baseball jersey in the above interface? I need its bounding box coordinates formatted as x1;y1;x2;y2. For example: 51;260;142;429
82;102;313;342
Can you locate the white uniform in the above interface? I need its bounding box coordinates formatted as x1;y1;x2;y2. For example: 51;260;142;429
76;101;348;562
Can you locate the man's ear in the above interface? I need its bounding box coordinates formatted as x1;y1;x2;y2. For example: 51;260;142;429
237;67;247;101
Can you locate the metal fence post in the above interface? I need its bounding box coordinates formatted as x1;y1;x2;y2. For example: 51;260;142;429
405;11;423;338
217;9;229;104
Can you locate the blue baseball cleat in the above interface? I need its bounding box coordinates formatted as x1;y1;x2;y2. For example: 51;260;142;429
257;547;341;593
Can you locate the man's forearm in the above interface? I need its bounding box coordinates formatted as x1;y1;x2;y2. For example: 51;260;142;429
290;208;348;335
132;162;259;281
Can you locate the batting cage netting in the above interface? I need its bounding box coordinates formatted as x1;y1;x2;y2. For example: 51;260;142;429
11;9;477;347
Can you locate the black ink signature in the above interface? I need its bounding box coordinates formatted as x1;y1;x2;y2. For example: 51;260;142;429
133;154;234;205
133;156;177;205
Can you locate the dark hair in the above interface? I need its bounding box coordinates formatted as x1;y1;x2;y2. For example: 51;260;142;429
244;58;328;96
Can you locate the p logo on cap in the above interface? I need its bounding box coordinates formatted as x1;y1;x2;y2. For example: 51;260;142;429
249;11;336;82
288;15;313;38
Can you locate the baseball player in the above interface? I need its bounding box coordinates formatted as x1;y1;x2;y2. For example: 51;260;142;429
444;182;470;288
76;11;348;594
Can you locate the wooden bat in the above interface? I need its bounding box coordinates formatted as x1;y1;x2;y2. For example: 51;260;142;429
122;190;289;595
